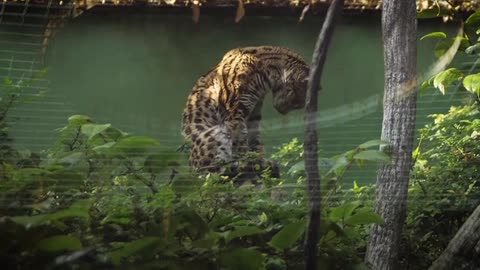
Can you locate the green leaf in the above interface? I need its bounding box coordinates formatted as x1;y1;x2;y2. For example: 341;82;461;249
103;127;127;141
220;248;264;270
11;199;92;227
318;157;334;173
465;43;480;55
353;150;390;162
463;73;480;96
433;68;464;95
112;136;160;157
329;203;360;222
3;77;13;87
192;231;220;249
352;180;367;194
345;208;384;226
268;220;305;250
420;32;447;41
36;235;82;252
92;142;116;154
420;80;431;93
224;226;264;243
417;6;452;19
108;237;164;265
67;115;92;126
358;139;389;149
466;10;480;30
176;208;209;239
287;161;305;175
57;152;84;166
412;145;421;160
10;214;48;227
81;123;111;140
327;154;349;176
288;158;333;176
47;200;92;221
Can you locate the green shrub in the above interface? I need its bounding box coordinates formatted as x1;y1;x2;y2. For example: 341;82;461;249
402;104;480;268
0;116;383;270
0;75;386;269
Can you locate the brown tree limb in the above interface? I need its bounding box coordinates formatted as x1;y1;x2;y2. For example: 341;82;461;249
365;0;417;269
429;204;480;270
303;0;344;269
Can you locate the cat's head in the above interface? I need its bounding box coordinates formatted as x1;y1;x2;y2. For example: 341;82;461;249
272;63;310;115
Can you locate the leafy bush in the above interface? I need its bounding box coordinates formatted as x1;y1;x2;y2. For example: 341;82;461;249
421;9;480;99
0;75;387;269
402;104;480;269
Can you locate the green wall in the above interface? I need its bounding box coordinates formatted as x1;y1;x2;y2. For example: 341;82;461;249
4;10;466;184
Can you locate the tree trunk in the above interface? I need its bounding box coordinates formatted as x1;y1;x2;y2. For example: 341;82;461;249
303;0;344;269
365;0;417;269
429;204;480;270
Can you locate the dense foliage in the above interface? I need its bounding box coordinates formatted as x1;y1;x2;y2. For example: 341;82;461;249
0;76;388;269
401;103;480;269
421;9;480;98
394;5;480;269
4;6;480;268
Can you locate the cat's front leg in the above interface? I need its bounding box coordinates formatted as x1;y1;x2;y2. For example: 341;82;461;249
228;119;249;157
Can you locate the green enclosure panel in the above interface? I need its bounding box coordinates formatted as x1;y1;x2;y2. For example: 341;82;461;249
2;9;467;184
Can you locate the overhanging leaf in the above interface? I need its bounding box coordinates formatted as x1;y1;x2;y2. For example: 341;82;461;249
81;123;111;140
358;139;389;149
433;68;463;95
11;199;93;227
318;157;334;174
57;152;84;166
420;32;447;41
47;199;93;221
268;220;305;250
466;9;480;30
287;161;305;175
329;203;360;222
112;136;160;157
463;73;480;96
344;209;384;226
465;43;480;55
92;141;116;154
67;115;92;126
327;154;349;176
36;235;82;252
224;226;264;243
353;150;390;162
417;6;453;19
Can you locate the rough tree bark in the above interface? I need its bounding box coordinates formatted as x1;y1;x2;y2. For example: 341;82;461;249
365;0;417;269
303;0;344;269
429;204;480;269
